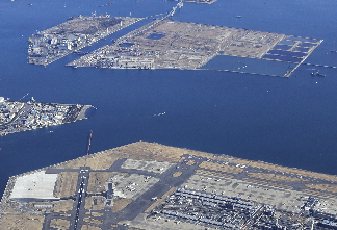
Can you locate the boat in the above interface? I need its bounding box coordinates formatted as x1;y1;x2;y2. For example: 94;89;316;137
311;72;326;77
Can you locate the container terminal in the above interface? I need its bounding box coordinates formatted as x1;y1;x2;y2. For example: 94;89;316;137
0;97;94;136
67;19;321;77
28;16;142;66
1;141;337;229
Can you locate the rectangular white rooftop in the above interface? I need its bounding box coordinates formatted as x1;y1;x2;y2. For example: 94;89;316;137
10;171;59;199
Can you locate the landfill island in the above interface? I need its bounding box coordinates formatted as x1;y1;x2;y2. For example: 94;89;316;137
1;141;337;229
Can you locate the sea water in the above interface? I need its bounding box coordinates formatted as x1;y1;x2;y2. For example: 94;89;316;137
1;0;337;193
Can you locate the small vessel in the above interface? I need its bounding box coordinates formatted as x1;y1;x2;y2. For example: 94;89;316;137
311;71;326;77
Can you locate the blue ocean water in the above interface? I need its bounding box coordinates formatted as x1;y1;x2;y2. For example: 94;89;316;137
1;0;337;194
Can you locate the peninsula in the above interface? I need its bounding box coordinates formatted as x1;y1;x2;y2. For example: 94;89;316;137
0;97;94;136
1;141;337;229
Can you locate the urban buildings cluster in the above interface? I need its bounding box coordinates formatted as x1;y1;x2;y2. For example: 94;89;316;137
27;16;140;66
0;97;83;136
151;188;337;229
28;31;90;65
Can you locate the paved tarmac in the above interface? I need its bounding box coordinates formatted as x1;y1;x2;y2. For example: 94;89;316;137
39;152;337;229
